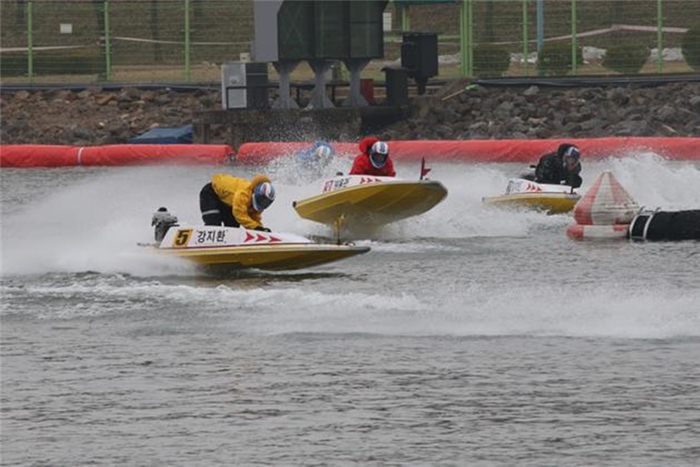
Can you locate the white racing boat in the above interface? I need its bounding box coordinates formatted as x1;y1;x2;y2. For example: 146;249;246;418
147;208;370;271
292;174;448;227
482;178;581;214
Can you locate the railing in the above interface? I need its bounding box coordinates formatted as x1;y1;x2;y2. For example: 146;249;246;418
0;0;698;85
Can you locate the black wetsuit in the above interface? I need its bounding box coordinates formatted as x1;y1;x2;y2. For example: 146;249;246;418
199;183;239;227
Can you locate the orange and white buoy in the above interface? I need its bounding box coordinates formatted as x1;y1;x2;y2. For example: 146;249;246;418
566;171;639;241
566;223;630;241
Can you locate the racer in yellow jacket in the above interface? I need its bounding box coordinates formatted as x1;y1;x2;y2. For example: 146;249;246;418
199;173;275;231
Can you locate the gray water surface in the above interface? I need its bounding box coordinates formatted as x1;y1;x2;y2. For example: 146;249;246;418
2;158;699;466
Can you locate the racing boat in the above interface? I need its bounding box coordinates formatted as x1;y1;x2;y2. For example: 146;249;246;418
292;174;448;227
482;178;581;214
147;208;370;271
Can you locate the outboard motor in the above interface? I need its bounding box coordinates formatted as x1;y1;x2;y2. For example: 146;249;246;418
151;207;179;243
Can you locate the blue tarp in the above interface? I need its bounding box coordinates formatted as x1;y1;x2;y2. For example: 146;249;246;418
128;124;193;144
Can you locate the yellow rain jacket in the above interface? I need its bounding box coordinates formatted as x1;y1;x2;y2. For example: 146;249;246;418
211;173;271;230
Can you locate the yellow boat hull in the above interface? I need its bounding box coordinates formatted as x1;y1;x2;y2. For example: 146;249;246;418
293;179;448;226
152;224;370;271
161;243;370;271
482;192;581;214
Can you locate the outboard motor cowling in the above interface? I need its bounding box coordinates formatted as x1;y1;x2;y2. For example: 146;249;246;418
151;207;179;243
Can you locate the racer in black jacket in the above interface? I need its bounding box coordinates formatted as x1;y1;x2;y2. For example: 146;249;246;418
534;143;582;188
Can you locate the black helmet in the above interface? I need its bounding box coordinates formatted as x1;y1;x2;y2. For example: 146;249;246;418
561;145;581;172
562;145;581;161
558;143;580;158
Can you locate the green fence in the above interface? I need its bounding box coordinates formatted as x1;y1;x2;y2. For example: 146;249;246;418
1;0;699;85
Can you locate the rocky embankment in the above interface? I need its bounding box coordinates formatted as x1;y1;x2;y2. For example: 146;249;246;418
385;80;700;141
1;81;699;146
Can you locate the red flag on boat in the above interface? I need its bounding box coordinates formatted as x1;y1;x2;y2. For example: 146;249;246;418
420;157;431;180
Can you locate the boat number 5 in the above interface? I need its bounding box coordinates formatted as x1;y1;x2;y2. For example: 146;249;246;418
173;229;193;247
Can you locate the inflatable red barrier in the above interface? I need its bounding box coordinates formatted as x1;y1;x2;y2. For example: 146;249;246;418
236;142;356;166
0;144;234;168
235;137;700;165
0;145;80;168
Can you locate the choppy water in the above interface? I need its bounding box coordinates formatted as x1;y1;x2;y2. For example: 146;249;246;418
2;153;700;466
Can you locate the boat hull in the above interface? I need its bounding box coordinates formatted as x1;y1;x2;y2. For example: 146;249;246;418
482;192;581;214
483;178;580;214
154;225;369;271
293;177;448;226
160;243;369;271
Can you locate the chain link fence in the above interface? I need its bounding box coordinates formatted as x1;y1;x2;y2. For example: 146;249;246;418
1;0;699;85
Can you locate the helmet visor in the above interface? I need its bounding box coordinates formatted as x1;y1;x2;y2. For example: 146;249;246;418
255;194;274;211
370;151;388;168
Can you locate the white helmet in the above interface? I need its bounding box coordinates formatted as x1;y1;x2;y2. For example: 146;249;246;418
369;141;390;169
314;144;332;160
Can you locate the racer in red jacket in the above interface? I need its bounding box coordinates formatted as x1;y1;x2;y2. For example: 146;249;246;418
349;137;396;177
